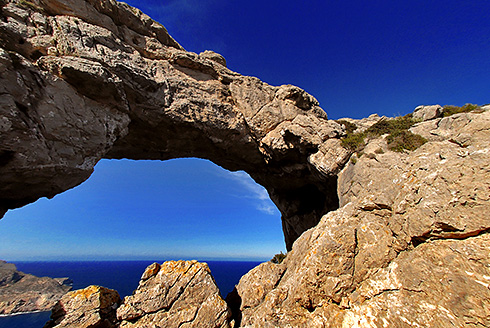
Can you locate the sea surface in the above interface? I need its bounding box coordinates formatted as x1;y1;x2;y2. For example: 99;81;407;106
0;260;261;328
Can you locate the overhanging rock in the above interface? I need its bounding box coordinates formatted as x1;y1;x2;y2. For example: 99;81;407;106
0;0;350;249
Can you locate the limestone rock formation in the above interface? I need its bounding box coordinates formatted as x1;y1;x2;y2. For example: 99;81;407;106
1;0;490;327
0;260;72;315
117;261;232;328
233;108;490;327
44;285;121;328
0;0;345;250
412;104;443;121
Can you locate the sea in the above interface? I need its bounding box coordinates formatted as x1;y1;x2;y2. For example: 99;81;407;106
0;260;262;328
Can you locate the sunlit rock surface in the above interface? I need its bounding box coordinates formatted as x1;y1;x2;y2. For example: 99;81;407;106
44;285;121;328
233;109;490;327
1;0;489;326
117;261;232;328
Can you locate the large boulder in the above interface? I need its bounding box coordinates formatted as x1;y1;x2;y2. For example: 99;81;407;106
44;285;121;328
412;104;442;121
117;261;232;328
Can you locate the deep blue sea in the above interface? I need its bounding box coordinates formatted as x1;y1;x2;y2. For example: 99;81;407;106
0;260;261;328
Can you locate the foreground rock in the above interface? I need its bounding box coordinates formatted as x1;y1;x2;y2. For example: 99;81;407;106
0;260;72;315
44;261;232;327
44;285;121;328
117;261;232;328
233;108;490;327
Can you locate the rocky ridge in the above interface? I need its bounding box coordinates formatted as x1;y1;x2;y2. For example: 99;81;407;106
0;0;489;327
0;260;72;315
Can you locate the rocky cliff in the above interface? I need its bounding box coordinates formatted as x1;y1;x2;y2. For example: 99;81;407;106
232;107;490;327
0;0;489;327
0;260;72;314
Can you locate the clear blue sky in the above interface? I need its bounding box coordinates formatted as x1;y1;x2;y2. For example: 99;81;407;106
1;0;489;261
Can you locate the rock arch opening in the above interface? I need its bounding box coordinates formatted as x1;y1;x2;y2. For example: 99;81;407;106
0;0;347;250
1;158;286;261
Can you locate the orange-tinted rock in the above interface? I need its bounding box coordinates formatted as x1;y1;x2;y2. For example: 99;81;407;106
44;285;121;328
117;261;232;328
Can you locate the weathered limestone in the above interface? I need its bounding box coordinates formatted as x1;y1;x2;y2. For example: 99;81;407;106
0;0;346;249
1;0;490;327
117;261;232;328
412;104;443;121
234;109;490;327
44;285;121;328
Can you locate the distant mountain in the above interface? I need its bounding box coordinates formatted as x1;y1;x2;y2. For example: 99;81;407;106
0;260;72;315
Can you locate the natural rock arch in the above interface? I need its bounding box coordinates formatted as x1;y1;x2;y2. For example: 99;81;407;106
0;0;350;249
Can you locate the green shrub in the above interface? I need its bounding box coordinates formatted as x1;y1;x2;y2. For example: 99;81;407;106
340;114;426;154
365;114;414;137
341;131;366;151
442;103;481;117
271;252;286;264
387;130;427;152
336;119;358;134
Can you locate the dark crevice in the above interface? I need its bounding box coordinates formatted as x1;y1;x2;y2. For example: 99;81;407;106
225;287;242;327
0;150;15;167
411;227;490;248
30;50;43;61
304;301;315;313
14;101;28;115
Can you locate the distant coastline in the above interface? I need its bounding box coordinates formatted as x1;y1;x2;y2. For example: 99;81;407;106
0;310;49;317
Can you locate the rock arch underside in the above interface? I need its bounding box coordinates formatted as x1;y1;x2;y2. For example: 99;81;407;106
1;1;489;327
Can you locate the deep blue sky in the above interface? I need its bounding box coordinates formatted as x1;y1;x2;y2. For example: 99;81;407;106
1;0;489;261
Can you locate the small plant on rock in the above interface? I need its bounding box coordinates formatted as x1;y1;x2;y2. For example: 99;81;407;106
340;114;427;154
386;130;427;152
442;103;482;117
336;119;358;134
271;252;286;264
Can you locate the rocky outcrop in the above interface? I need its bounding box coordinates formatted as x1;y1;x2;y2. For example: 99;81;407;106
44;285;121;328
117;260;232;328
0;260;72;315
412;104;443;121
0;0;345;250
232;108;490;327
1;0;490;327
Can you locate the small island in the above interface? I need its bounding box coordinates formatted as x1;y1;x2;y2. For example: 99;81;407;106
0;260;72;315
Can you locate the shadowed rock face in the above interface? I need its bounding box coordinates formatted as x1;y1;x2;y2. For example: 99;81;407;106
0;0;348;250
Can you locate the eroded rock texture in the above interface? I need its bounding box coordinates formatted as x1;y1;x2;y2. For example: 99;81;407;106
117;261;232;328
0;0;346;250
233;109;490;327
45;285;121;328
1;0;490;327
